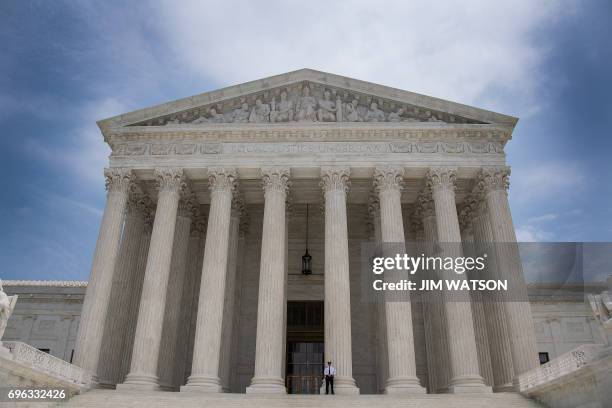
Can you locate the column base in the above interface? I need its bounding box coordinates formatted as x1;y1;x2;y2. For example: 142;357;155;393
116;372;160;391
493;382;515;393
246;376;286;394
180;375;223;393
384;376;426;394
319;376;360;395
448;375;492;394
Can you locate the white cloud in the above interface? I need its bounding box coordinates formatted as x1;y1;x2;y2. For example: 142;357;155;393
25;97;125;187
511;161;586;205
152;0;569;115
527;213;558;223
516;225;554;242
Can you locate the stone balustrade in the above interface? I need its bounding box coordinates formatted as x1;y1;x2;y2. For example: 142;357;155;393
4;341;92;388
517;344;603;393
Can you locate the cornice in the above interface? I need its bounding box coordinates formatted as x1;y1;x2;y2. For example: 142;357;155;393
3;280;88;287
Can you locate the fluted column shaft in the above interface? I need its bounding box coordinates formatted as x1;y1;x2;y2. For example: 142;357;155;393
427;167;490;393
174;215;206;387
459;225;494;387
157;196;195;390
98;190;147;387
220;198;244;392
478;167;539;381
420;203;451;394
120;213;153;381
119;168;186;390
247;168;290;393
321;167;359;394
374;167;425;394
470;200;515;391
74;168;133;380
369;195;388;394
183;168;237;392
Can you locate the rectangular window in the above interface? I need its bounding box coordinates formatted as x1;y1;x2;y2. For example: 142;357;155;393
539;352;550;365
38;348;50;354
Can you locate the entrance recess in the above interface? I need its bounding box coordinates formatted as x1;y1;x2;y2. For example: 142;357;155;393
286;301;324;394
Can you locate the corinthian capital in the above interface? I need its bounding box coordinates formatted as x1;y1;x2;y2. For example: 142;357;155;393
208;167;238;193
231;194;247;218
373;166;405;194
190;214;207;238
414;188;435;219
155;168;186;194
178;192;198;219
458;203;474;231
477;166;510;194
126;183;151;217
261;167;291;195
426;167;457;193
104;168;134;193
320;166;350;194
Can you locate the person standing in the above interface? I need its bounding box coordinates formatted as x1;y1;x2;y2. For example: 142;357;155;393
323;361;336;395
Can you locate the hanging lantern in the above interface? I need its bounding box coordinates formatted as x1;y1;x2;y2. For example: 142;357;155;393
301;203;312;275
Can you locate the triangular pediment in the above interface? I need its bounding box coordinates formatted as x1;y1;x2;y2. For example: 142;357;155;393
98;69;517;130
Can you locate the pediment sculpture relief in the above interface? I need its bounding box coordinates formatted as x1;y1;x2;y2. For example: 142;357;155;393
133;82;484;126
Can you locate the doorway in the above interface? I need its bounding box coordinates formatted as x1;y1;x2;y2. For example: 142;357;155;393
286;301;324;394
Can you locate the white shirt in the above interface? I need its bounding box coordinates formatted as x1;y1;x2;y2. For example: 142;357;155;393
324;366;336;376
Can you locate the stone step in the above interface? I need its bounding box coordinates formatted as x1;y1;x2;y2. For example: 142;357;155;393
59;390;545;408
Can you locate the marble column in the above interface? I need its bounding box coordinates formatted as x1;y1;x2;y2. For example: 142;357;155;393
320;166;359;394
458;207;494;387
426;167;490;393
374;166;425;394
98;186;148;387
469;194;515;391
120;208;154;381
368;194;388;394
73;168;133;380
417;191;451;394
183;167;237;392
119;168;186;390
158;193;196;390
247;167;290;394
478;167;539;381
220;196;245;392
174;214;207;387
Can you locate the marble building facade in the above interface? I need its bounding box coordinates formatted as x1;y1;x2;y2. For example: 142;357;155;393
5;69;587;395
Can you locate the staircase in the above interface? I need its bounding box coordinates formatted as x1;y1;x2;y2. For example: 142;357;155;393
58;389;545;408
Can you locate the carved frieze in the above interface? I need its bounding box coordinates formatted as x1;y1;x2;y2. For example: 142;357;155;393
111;141;504;157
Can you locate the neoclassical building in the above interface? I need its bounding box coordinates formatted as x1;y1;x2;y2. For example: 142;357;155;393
70;69;542;395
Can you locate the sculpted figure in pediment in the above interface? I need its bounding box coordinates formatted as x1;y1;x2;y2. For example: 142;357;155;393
364;102;386;122
387;107;405;122
249;98;271;123
428;113;445;123
295;85;318;121
270;90;294;123
191;108;225;124
232;102;251;123
335;95;344;122
344;99;361;122
317;89;337;122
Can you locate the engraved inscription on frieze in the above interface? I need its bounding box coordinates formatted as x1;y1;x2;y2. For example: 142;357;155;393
130;81;485;126
111;141;504;157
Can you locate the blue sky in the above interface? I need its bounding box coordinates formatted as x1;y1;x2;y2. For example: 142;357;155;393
1;1;611;281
